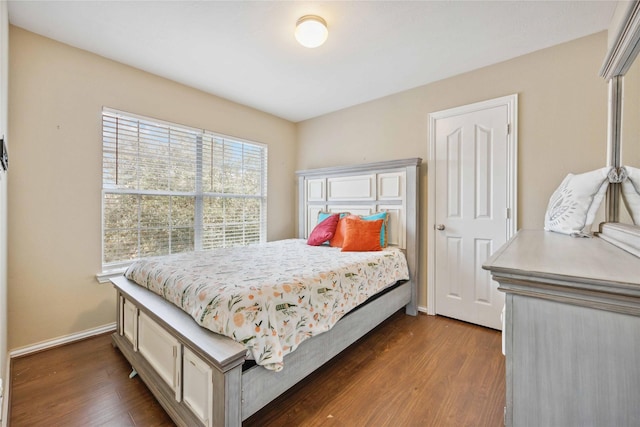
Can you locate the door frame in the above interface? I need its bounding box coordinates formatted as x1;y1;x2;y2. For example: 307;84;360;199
426;94;518;315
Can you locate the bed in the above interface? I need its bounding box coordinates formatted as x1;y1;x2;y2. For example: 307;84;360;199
110;157;421;426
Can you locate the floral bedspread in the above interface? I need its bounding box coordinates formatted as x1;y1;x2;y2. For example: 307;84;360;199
124;239;409;371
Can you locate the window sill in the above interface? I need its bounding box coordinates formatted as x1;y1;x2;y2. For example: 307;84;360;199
96;267;128;284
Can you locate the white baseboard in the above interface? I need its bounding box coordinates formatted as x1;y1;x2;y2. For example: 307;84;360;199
9;323;117;359
418;305;430;314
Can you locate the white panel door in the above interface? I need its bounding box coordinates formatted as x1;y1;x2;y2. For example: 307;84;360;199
434;103;511;329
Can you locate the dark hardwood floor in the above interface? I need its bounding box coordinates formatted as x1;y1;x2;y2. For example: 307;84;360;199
10;331;174;426
10;312;505;427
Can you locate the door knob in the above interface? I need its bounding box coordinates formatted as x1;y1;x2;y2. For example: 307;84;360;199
436;224;445;230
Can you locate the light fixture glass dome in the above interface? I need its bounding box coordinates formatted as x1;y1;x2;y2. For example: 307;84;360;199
295;15;328;48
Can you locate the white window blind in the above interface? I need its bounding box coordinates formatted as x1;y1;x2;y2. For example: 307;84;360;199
102;108;267;269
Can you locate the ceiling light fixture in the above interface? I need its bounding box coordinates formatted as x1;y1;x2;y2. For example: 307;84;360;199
295;15;328;48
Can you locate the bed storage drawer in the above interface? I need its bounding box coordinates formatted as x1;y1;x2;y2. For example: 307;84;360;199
138;311;182;402
183;347;213;426
121;296;138;349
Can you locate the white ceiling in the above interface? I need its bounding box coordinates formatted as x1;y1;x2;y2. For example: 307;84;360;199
8;1;616;123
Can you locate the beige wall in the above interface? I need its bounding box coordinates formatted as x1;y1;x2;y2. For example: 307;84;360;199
8;26;297;350
297;32;609;309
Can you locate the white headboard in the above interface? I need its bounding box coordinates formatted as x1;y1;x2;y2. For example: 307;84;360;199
296;158;422;314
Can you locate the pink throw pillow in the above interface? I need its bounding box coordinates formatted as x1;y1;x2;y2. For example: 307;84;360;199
307;214;340;246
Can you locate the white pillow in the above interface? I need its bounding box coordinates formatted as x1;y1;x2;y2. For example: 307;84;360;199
544;167;610;236
622;165;640;225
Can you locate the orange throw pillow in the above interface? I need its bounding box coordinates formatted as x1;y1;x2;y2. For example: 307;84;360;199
329;215;352;248
341;216;383;252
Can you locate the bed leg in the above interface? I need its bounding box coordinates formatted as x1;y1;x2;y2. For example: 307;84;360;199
405;304;418;316
405;279;418;316
129;368;138;379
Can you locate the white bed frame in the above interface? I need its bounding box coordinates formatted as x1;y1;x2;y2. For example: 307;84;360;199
110;157;421;427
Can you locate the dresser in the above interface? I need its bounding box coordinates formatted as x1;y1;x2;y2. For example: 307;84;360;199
483;230;640;427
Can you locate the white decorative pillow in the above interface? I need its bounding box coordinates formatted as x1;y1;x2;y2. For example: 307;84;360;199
622;165;640;225
544;167;610;236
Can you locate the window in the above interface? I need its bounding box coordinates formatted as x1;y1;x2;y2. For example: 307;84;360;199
101;108;267;270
